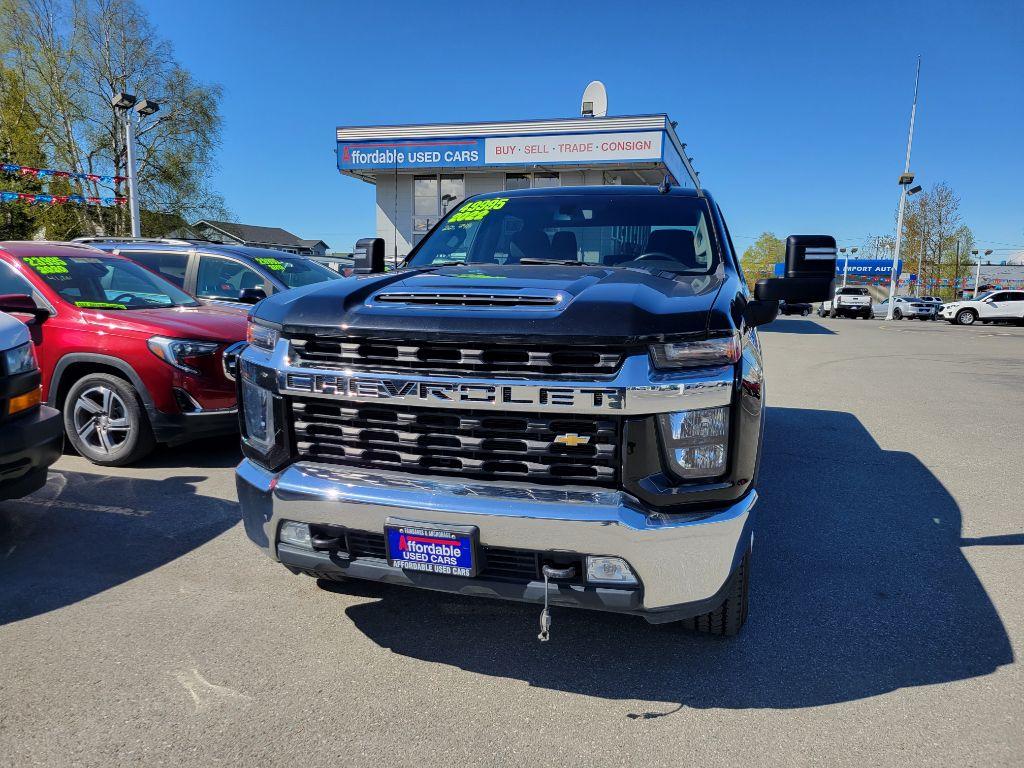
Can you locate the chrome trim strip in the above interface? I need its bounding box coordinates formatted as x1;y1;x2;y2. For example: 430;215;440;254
241;342;734;415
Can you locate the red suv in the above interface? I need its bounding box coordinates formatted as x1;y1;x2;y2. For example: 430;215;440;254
0;241;248;466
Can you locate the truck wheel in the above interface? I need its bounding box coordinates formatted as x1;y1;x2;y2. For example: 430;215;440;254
63;373;155;466
681;550;750;637
802;308;811;316
955;309;977;326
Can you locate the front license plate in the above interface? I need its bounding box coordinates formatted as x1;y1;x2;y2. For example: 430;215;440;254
385;520;478;577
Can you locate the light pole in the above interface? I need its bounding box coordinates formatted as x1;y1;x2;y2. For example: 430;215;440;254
885;57;922;321
909;185;924;295
840;247;858;287
971;249;994;298
111;92;160;237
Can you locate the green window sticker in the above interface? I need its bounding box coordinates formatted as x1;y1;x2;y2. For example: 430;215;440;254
254;257;287;271
23;256;69;275
449;271;506;280
447;198;508;223
75;301;127;310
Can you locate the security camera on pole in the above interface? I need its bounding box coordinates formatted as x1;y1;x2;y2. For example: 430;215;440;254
111;92;160;237
885;58;922;321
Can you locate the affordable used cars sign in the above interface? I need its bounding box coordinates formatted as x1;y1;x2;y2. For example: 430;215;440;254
337;131;664;170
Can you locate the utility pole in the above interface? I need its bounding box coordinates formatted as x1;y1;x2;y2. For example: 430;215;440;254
954;239;961;299
886;57;922;321
915;197;926;297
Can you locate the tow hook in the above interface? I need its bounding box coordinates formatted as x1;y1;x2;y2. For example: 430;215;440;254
538;564;577;642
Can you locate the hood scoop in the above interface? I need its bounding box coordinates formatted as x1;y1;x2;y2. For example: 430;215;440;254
373;290;563;308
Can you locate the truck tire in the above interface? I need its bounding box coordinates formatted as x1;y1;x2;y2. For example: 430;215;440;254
955;309;977;326
63;373;155;466
681;550;750;637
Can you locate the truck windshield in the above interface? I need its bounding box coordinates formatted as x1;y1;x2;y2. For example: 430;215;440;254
404;194;720;275
22;254;199;310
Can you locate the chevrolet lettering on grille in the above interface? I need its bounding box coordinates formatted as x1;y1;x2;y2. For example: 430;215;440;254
283;373;624;411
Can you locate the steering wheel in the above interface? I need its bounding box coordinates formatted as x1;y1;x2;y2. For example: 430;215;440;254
110;292;138;304
631;252;677;262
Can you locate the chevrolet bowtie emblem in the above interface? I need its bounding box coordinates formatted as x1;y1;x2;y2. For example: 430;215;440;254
553;433;591;447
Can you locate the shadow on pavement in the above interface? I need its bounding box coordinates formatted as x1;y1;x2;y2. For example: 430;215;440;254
761;318;835;335
0;467;238;625
333;406;1014;711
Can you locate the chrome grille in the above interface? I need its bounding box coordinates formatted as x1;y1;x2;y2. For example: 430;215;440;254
292;399;620;487
289;336;625;378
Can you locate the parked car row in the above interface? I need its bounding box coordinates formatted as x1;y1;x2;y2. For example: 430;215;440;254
0;239;343;499
814;288;1024;326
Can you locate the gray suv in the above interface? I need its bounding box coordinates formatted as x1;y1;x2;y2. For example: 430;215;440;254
75;238;343;308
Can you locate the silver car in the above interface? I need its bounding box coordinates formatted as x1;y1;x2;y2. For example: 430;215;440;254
872;296;937;320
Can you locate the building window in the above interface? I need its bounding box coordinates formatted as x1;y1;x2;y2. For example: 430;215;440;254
413;174;464;234
505;173;530;191
505;172;559;190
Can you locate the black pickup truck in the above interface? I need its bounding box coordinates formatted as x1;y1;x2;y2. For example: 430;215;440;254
235;185;834;637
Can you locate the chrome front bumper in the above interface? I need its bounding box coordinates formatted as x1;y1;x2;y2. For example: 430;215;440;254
237;459;756;616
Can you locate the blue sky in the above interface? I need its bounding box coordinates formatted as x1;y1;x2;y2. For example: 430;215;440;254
142;0;1023;258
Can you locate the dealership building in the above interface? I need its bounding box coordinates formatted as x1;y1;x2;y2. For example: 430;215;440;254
335;114;699;261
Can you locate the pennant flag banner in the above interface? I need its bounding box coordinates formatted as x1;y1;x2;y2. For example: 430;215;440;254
1;163;125;185
0;191;126;206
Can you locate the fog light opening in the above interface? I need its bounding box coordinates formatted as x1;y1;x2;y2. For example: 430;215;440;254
279;521;312;549
585;556;638;586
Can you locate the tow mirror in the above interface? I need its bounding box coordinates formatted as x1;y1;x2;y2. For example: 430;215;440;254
238;287;267;304
744;299;779;328
754;235;837;302
0;293;50;323
353;237;386;275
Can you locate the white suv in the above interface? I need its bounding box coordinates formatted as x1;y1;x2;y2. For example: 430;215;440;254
940;291;1024;326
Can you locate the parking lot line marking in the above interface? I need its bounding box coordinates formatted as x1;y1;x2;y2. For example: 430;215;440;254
11;497;150;517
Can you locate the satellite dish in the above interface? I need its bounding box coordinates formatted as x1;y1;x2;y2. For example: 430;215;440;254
581;81;608;118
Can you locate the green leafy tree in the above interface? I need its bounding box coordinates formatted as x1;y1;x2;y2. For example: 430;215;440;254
0;0;227;237
740;232;785;291
898;182;975;299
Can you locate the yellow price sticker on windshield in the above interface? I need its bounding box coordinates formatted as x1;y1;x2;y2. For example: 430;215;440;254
23;256;68;275
448;198;508;223
255;257;287;271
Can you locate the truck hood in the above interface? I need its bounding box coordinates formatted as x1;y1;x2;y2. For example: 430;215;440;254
254;264;726;343
77;303;248;342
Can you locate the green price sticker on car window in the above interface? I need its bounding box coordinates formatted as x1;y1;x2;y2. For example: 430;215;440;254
75;301;127;310
255;257;287;271
448;198;508;223
23;256;69;275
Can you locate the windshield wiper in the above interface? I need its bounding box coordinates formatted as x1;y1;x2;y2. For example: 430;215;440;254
519;258;588;266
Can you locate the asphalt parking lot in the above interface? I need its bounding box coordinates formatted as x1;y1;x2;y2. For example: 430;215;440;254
1;317;1021;767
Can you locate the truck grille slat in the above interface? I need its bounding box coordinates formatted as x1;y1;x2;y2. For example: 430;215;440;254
331;528;580;584
292;400;620;487
289;336;625;379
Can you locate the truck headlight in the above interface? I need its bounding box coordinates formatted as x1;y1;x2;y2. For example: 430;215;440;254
3;341;37;375
246;320;279;352
241;376;275;452
658;407;730;478
650;331;740;369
